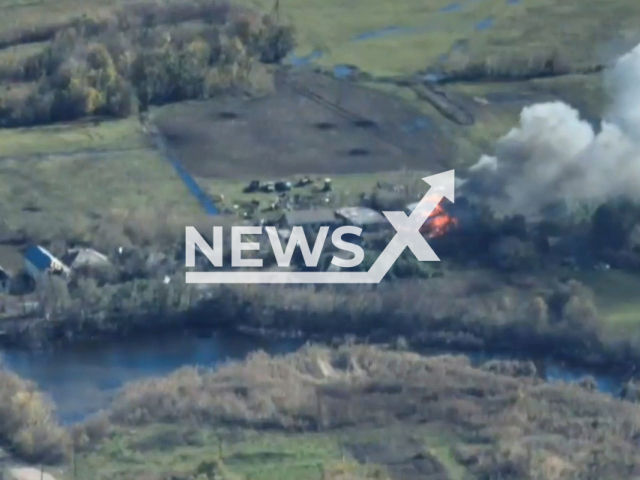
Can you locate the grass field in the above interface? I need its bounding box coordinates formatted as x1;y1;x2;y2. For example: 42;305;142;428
573;269;640;328
0;138;202;241
0;0;630;199
233;0;640;75
196;170;429;219
0;118;149;158
70;424;464;480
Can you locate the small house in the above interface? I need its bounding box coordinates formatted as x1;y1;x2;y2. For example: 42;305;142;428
61;248;111;271
24;245;70;281
335;206;390;232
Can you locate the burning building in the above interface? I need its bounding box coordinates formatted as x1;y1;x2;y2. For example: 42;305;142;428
405;195;480;239
405;197;457;238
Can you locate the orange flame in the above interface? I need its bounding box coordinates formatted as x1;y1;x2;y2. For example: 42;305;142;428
417;195;458;238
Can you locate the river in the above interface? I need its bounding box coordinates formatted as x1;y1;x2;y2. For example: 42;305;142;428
0;330;627;424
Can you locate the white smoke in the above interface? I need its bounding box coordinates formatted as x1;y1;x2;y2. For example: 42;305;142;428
471;42;640;216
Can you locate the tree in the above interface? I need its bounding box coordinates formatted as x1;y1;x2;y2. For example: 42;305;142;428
591;199;640;253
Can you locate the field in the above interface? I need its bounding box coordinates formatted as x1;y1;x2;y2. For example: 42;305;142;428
72;423;465;480
21;345;639;480
151;71;453;179
0;0;631;228
572;269;640;331
0;119;203;249
261;0;640;74
0;118;146;158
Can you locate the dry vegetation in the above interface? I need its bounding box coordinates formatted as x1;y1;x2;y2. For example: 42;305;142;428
0;365;70;464
68;344;640;479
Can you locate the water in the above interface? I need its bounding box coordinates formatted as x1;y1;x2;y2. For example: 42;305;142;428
484;92;539;104
0;331;624;424
440;3;462;13
152;132;219;215
287;50;325;67
475;18;494;31
465;350;623;394
402;116;433;133
1;331;302;424
353;26;409;42
423;72;447;83
333;64;357;79
284;0;500;72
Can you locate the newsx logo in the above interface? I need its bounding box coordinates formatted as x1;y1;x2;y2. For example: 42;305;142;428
185;170;455;284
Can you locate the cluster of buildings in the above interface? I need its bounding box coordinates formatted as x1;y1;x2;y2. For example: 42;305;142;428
0;245;111;295
275;200;443;237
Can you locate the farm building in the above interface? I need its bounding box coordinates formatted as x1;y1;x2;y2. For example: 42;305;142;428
61;248;111;270
336;207;390;232
24;245;70;281
279;209;343;232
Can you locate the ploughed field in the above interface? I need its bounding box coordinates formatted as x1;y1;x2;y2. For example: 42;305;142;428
151;70;452;179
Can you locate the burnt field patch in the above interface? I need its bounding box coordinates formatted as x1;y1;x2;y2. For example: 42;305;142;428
151;71;452;179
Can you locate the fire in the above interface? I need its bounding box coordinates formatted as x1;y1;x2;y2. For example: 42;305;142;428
416;195;458;238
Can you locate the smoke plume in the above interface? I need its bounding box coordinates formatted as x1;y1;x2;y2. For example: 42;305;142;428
469;42;640;217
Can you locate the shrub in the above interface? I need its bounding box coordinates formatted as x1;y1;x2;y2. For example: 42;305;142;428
0;368;70;463
591;198;640;253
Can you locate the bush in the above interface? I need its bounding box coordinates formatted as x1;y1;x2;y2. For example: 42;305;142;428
489;236;538;272
0;368;70;463
590;198;640;253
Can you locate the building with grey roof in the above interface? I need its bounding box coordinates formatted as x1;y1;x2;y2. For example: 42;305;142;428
335;206;390;232
279;209;343;232
61;248;111;270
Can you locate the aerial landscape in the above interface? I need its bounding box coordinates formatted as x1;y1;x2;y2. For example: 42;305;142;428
3;0;640;478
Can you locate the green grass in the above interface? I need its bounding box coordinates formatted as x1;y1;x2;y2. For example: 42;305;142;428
74;426;353;480
0;145;202;235
234;0;640;76
571;269;640;328
197;170;431;218
72;423;467;480
0;118;149;158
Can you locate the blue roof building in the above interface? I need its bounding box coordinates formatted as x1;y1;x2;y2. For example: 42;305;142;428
24;245;69;279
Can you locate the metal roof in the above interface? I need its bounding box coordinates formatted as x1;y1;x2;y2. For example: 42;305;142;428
336;206;386;226
282;209;340;227
62;248;110;268
24;245;58;272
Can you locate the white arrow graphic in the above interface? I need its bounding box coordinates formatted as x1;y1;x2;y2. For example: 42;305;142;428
186;170;454;284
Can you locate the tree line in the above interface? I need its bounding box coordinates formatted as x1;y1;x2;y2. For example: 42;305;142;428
0;0;295;126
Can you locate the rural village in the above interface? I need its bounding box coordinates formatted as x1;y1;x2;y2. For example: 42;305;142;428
3;0;640;479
